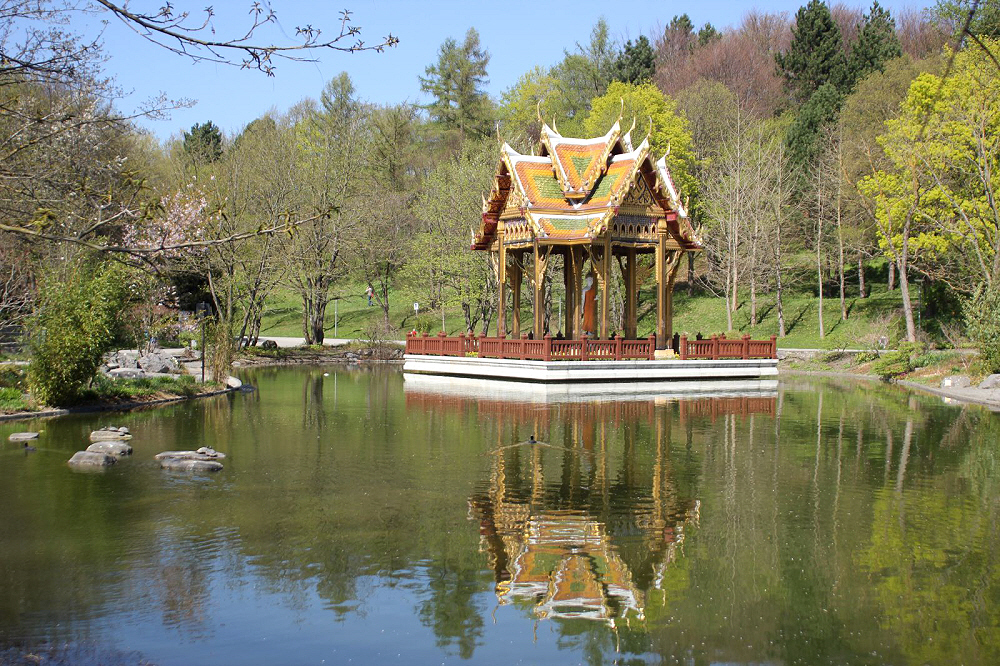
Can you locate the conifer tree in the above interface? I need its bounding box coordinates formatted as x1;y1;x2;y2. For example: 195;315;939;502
183;121;223;164
848;2;903;87
420;28;492;141
776;0;849;102
612;36;655;84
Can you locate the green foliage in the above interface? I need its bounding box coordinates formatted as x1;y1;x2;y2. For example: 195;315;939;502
0;365;27;390
548;19;617;135
0;386;30;412
182;120;223;164
775;0;848;102
870;341;924;379
611;36;655;84
855;349;881;364
933;0;1000;38
28;263;132;406
964;283;1000;373
584;81;698;210
847;2;903;87
697;23;721;46
786;82;843;174
419;28;493;140
81;374;201;401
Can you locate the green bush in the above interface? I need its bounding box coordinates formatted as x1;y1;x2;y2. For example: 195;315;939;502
0;386;29;412
870;342;924;381
854;350;880;365
964;284;1000;374
28;263;132;406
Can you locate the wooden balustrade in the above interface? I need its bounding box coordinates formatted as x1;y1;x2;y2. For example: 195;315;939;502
405;331;777;361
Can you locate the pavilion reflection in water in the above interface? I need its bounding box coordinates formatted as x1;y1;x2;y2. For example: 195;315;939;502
407;384;776;626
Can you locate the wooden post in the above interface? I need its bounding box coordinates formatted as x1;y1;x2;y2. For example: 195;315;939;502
511;252;522;338
581;333;589;361
478;332;487;358
533;243;548;338
771;334;777;359
497;225;507;338
543;334;552;362
600;234;611;339
563;249;574;338
711;334;719;360
570;246;583;340
647;334;656;360
680;334;688;360
655;225;667;349
625;248;637;339
520;333;528;360
615;334;623;361
665;250;682;345
458;332;465;357
742;334;750;360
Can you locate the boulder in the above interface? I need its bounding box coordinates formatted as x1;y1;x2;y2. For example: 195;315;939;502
138;352;180;374
940;375;972;389
109;351;139;369
979;374;1000;390
154;449;224;461
90;429;133;442
68;451;117;466
159;458;223;472
260;339;278;349
108;367;146;379
8;432;39;442
86;441;133;456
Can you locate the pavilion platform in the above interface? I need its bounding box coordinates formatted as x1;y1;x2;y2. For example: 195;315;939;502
403;332;777;388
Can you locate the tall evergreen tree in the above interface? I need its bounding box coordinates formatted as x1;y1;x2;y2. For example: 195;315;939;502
776;0;849;102
847;2;903;87
183;121;223;164
612;35;655;84
419;28;492;140
786;83;843;180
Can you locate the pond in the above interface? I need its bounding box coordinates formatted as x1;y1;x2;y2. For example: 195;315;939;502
2;367;999;665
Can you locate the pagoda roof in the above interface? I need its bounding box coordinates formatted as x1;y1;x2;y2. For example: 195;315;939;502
473;121;700;251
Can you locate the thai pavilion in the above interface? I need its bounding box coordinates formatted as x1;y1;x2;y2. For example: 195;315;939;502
473;113;702;350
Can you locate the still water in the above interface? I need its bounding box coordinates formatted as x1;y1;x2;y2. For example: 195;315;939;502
1;366;999;665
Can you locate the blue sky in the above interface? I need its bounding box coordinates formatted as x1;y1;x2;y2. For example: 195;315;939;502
91;0;929;141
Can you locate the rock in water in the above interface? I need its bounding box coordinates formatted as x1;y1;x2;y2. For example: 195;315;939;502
68;451;117;467
86;441;133;457
90;430;133;442
159;458;223;472
8;432;39;442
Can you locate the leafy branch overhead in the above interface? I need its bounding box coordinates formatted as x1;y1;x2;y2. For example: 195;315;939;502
95;1;399;75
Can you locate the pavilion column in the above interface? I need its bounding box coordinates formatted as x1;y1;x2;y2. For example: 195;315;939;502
533;243;549;337
599;234;611;339
655;224;667;349
511;251;522;338
665;250;684;347
497;224;506;338
562;249;574;337
625;248;637;339
570;246;583;339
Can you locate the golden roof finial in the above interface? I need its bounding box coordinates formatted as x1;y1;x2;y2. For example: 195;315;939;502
644;117;653;144
495;121;502;145
665;140;671;157
616;98;624;126
627;115;636;136
536;99;544;126
552;116;559;134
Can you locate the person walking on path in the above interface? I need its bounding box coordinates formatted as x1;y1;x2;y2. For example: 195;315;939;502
365;285;374;307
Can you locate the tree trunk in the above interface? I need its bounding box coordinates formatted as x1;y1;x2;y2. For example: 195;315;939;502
888;259;895;291
687;252;695;295
837;208;846;321
311;294;328;345
776;220;786;338
858;253;866;298
750;220;759;327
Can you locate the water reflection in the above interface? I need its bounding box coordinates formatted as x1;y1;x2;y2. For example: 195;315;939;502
409;386;778;628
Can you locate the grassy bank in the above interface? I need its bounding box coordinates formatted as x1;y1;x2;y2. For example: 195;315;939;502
259;280;922;350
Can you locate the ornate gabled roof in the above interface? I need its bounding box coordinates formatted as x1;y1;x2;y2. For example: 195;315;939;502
473;121;700;251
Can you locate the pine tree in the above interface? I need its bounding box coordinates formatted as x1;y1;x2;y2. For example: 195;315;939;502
612;36;655;84
183;121;223;164
847;2;903;87
776;0;848;102
786;83;843;179
419;28;492;140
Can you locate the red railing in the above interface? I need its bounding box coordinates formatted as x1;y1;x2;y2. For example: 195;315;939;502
679;334;777;360
406;332;656;361
405;332;777;361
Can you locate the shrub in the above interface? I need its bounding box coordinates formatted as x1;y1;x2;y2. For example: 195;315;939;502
27;263;131;405
0;386;29;412
870;342;924;381
964;284;1000;374
854;350;880;365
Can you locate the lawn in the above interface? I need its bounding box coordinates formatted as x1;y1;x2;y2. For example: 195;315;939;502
259;280;915;350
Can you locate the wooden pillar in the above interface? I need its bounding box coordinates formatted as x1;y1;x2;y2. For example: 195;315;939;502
533;243;548;337
599;234;611;339
570;246;583;339
497;224;506;338
625;248;637;339
563;248;576;338
665;250;683;347
511;251;522;338
655;226;666;349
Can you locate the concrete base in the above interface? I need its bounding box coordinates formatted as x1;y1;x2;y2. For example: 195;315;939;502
403;354;777;385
